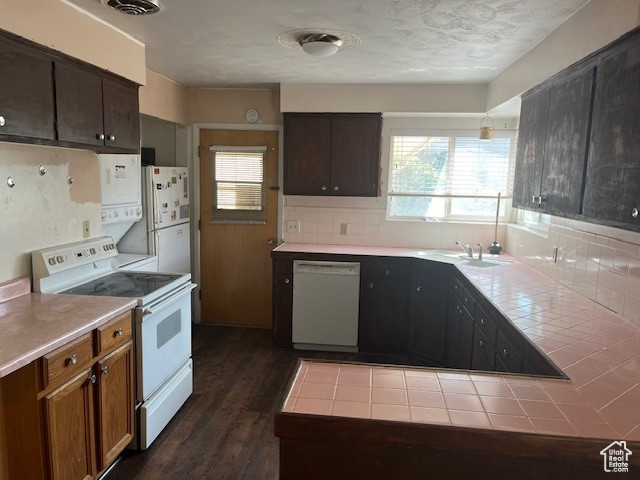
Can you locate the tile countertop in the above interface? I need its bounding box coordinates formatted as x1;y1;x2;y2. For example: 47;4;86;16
0;277;137;378
277;243;640;443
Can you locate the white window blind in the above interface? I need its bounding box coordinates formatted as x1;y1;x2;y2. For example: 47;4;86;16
209;146;267;223
388;135;516;220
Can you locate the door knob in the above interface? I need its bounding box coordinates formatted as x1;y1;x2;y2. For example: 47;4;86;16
102;366;109;375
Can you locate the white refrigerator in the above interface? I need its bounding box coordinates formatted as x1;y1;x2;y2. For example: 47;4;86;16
118;166;191;273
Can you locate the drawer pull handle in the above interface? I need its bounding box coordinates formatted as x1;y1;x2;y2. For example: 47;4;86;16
369;282;374;289
284;278;290;284
479;340;484;348
115;327;124;337
333;185;339;191
454;285;458;290
633;207;639;219
384;269;390;275
464;297;468;302
479;318;485;326
502;349;509;358
321;185;327;191
90;374;97;384
416;286;421;292
68;354;78;365
102;366;109;375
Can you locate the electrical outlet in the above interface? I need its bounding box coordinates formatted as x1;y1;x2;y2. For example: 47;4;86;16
340;223;349;235
82;220;90;239
287;220;300;233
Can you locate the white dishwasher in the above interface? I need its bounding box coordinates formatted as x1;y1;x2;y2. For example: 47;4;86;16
292;260;361;352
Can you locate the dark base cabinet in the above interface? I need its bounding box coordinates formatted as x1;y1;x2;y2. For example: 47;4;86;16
270;252;565;379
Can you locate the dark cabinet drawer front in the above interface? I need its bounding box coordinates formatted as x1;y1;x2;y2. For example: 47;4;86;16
475;304;498;348
473;324;496;370
452;277;475;316
496;332;523;373
362;263;410;280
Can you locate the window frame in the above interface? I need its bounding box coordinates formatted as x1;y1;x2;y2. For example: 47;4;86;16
386;128;517;223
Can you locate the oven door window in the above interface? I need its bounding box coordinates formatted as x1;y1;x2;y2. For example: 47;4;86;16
157;311;182;349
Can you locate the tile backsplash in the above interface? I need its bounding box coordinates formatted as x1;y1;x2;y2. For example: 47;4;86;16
283;205;507;251
506;221;640;325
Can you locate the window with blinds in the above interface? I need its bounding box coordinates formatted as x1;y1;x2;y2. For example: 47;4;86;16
210;146;267;223
387;135;516;221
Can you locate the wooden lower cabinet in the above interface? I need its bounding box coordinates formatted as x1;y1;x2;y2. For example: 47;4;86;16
45;369;95;480
96;342;134;470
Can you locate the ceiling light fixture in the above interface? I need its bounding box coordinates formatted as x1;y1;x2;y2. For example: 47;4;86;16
299;34;343;57
479;115;495;141
278;29;361;57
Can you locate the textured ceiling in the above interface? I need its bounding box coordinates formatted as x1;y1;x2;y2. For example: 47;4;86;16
67;0;589;87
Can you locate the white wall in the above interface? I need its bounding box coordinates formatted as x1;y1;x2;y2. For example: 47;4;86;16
281;83;488;113
487;0;640;110
0;143;101;282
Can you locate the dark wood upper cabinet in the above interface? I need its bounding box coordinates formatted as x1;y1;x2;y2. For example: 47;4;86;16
583;35;640;228
513;87;550;210
283;115;332;195
55;61;105;147
0;37;55;141
102;78;141;151
284;113;382;197
408;265;450;366
540;67;595;217
0;28;139;153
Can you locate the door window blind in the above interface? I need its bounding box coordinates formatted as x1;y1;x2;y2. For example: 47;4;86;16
388;136;515;220
210;146;267;223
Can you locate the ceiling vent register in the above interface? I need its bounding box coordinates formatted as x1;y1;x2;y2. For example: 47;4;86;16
103;0;161;15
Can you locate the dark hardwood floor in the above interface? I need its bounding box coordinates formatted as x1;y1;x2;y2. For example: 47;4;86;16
107;325;404;480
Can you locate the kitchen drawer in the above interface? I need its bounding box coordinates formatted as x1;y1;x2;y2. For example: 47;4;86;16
473;324;496;370
474;304;498;348
361;263;410;280
96;312;132;357
452;277;475;316
41;333;93;389
495;331;523;373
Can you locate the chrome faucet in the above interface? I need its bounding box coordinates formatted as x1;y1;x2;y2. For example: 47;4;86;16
476;243;484;260
455;241;473;258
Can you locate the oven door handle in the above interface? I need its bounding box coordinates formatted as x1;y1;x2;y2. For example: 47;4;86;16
142;283;197;316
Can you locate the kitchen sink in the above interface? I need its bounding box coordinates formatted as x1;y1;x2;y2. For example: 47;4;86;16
406;250;513;268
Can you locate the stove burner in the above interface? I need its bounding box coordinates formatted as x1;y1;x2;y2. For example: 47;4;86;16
60;271;183;298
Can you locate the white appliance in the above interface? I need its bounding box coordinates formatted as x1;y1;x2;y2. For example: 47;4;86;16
31;237;196;450
292;261;361;352
99;154;158;272
118;166;190;273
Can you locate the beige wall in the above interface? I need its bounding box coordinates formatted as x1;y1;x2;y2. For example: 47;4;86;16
139;69;189;125
189;88;282;124
281;83;488;114
0;0;145;84
0;143;101;283
487;0;640;110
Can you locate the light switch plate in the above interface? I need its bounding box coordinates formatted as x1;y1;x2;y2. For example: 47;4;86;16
82;220;90;239
287;221;300;233
340;223;349;235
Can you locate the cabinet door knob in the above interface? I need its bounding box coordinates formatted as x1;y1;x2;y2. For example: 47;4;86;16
0;116;5;127
333;185;339;191
464;297;468;302
102;366;109;375
368;282;374;289
479;340;484;348
633;207;639;219
68;354;78;365
416;286;421;292
454;285;458;291
107;134;116;141
90;374;97;384
321;185;327;191
502;349;509;358
384;269;390;275
479;318;485;326
284;278;290;284
115;327;124;337
96;133;105;140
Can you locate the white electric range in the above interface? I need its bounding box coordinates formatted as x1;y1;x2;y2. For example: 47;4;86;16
32;236;195;450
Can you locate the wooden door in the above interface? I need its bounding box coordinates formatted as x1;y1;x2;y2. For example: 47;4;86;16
512;87;550;210
102;78;140;151
200;129;279;326
583;37;640;227
330;115;381;196
44;369;95;480
96;342;134;471
55;61;105;147
283;114;332;195
540;67;594;216
408;266;450;366
0;38;55;140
